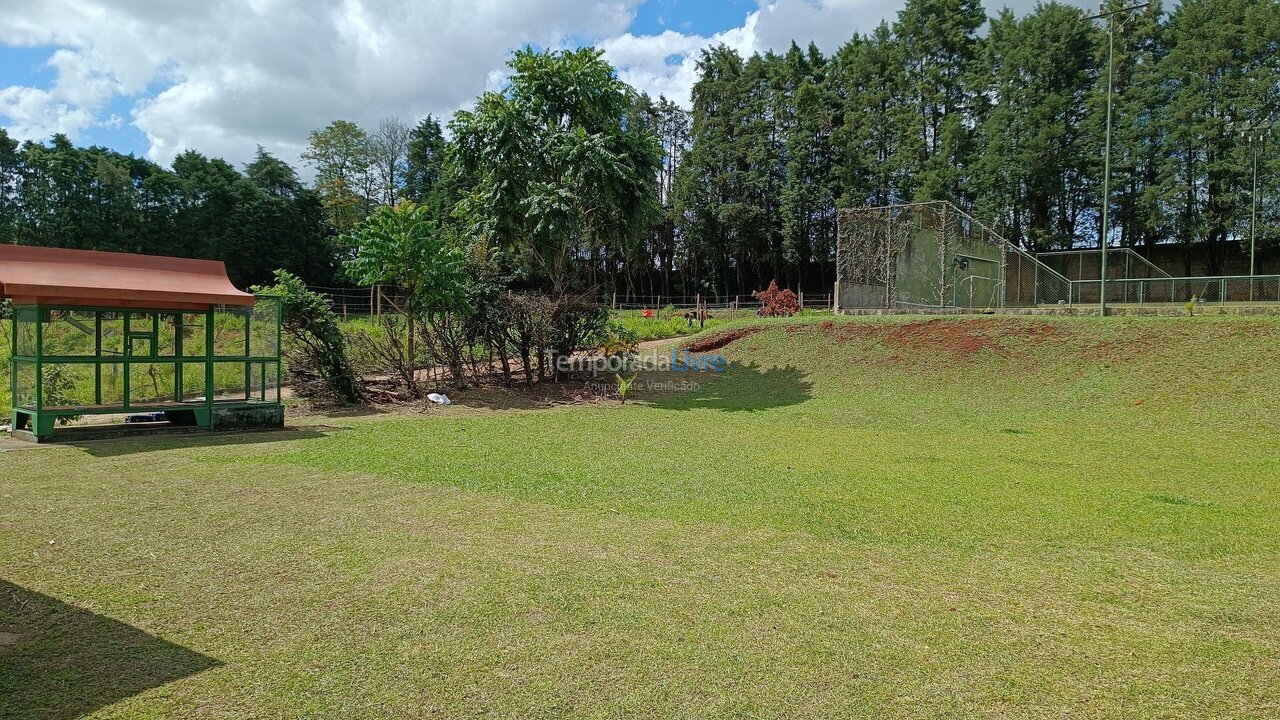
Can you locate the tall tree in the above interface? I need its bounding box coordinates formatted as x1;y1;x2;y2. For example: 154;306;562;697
643;96;690;296
894;0;987;203
1102;0;1171;255
450;47;662;293
0;129;20;244
832;24;913;207
301;120;374;234
972;3;1099;250
781;43;841;288
369;117;411;206
1156;0;1280;272
403;115;447;208
676;45;747;295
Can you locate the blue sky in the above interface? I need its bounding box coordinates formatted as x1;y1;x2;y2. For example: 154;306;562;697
629;0;759;35
0;43;146;153
0;0;1056;169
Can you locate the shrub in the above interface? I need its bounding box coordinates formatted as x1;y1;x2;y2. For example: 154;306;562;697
345;314;421;396
752;280;800;317
597;320;640;358
497;292;556;387
548;293;610;379
253;270;361;403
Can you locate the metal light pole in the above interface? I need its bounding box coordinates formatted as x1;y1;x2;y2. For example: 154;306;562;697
1090;2;1149;317
1236;120;1273;299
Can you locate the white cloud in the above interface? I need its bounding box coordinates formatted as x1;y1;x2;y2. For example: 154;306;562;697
0;0;1087;168
0;0;643;167
600;0;1088;110
0;85;97;139
600;0;885;110
601;22;754;105
753;0;900;51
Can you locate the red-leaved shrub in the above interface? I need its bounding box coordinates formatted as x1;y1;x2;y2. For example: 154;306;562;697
752;280;800;317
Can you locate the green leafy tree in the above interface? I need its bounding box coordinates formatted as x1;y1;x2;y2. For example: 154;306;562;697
642;95;690;297
781;43;841;288
450;47;662;293
252;270;360;403
342;201;470;388
403;115;447;208
894;0;987;204
0;129;18;243
676;45;748;295
301;120;375;234
1155;0;1280;272
972;3;1099;250
831;24;913;206
1100;0;1170;255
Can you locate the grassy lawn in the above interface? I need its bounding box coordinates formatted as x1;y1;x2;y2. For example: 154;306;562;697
3;315;1279;718
610;308;831;341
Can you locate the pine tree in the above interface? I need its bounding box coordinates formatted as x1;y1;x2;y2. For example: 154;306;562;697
404;115;447;208
893;0;987;204
972;3;1098;250
676;45;746;295
832;23;912;207
1155;0;1280;273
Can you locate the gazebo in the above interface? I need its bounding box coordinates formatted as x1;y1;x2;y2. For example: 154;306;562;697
2;245;283;442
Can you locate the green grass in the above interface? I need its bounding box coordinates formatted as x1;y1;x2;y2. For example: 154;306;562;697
611;307;829;341
3;315;1280;718
611;307;733;341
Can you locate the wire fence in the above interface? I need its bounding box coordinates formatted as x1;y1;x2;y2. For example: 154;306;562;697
308;286;418;319
307;286;837;317
836;201;1072;309
309;273;1280;317
609;293;835;312
833;202;1280;310
1070;275;1280;305
1037;248;1174;282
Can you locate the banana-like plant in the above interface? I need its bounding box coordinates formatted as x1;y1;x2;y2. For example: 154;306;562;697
615;373;638;405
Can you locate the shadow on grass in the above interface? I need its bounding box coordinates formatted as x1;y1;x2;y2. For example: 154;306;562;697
70;428;331;458
446;380;614;411
644;361;814;412
0;580;220;719
308;403;388;418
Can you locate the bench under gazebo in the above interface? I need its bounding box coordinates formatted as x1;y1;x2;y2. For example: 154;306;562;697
2;245;283;442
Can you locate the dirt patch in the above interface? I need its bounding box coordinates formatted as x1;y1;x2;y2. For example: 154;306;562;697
685;327;766;353
833;324;882;342
884;319;1011;360
1015;321;1069;344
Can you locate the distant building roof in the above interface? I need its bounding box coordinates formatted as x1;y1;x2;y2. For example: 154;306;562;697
0;245;254;309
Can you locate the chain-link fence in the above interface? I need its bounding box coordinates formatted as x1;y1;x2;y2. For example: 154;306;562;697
836;201;1071;308
1037;248;1173;282
1071;275;1280;305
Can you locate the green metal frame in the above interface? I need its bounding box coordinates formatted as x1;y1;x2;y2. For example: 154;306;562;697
8;297;282;441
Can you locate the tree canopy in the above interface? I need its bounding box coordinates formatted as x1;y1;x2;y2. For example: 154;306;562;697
2;0;1277;297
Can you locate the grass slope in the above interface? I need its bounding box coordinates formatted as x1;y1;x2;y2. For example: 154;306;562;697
2;315;1280;718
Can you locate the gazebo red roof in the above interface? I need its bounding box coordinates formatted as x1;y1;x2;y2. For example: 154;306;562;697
0;245;254;310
